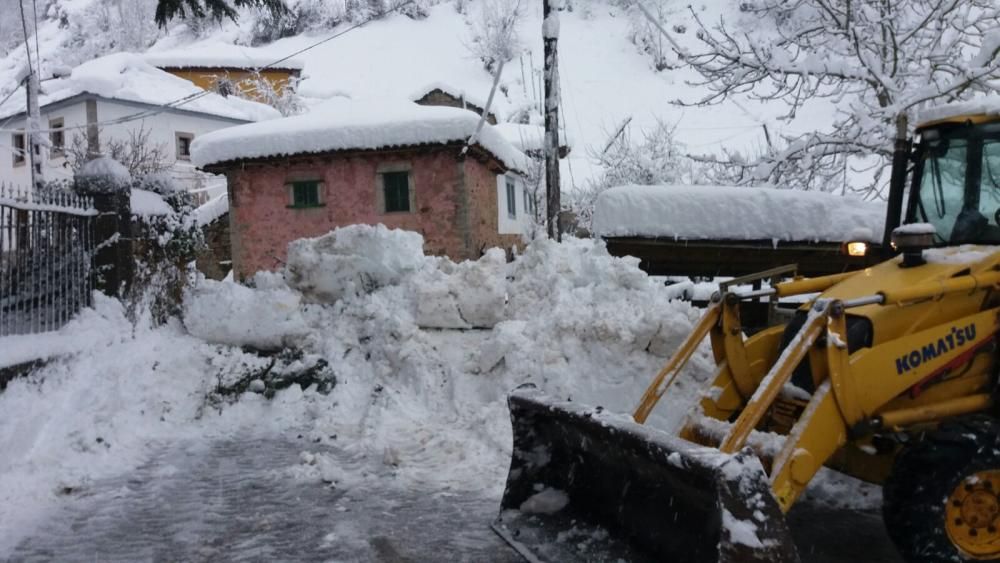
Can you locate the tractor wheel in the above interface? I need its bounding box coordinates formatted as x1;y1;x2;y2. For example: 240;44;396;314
883;415;1000;562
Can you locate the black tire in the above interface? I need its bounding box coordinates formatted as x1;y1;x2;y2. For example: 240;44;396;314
883;415;1000;563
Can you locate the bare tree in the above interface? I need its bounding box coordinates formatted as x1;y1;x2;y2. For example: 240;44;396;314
569;119;692;229
467;0;524;72
662;0;1000;195
67;125;170;177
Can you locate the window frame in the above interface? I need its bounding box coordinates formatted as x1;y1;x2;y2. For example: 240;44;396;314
49;117;65;158
506;177;517;219
376;162;415;215
286;179;325;209
175;132;194;161
12;131;25;167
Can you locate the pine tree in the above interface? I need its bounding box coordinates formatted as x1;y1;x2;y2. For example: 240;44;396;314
154;0;285;27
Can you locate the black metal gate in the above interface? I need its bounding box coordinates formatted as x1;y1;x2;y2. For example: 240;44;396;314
0;183;97;336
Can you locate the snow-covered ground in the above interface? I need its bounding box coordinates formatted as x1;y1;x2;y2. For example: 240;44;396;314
0;227;715;551
0;225;883;558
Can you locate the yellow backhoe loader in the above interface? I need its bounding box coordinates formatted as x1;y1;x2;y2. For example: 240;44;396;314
494;102;1000;563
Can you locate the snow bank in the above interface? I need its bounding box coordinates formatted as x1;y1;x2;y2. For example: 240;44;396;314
593;184;886;243
3;224;718;551
190;98;530;173
0;53;280;123
144;42;305;71
183;279;308;349
285;224;426;303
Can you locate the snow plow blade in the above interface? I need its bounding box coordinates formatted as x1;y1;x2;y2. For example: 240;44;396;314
493;389;799;563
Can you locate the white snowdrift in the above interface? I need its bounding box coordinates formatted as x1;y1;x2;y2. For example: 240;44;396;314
592;184;886;243
184;280;308;349
285;224;427;304
190;98;530;173
0;224;879;553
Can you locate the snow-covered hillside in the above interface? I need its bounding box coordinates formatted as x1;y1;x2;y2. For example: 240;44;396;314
0;0;834;191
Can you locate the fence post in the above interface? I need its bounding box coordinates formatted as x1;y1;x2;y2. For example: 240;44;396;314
76;158;134;298
90;192;133;297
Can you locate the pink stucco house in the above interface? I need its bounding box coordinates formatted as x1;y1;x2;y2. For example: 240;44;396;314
191;101;536;279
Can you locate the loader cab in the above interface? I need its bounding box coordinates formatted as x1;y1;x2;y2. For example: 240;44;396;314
905;117;1000;246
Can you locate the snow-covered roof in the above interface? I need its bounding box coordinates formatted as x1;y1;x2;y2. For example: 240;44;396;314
593;184;886;243
917;96;1000;127
0;53;281;123
410;82;491;114
191;99;530;173
144;42;305;71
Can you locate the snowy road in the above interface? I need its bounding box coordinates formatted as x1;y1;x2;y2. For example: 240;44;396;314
7;435;520;563
7;434;901;563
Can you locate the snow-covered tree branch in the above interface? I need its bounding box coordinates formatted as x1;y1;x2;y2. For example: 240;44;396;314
675;0;1000;194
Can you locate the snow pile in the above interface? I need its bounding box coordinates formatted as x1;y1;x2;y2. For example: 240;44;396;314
190;98;530;173
593;184;886;243
184;279;308;349
144;42;305;71
285;224;427;304
0;53;280;123
407;248;508;329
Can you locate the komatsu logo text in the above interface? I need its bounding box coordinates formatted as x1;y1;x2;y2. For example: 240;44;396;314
895;324;976;375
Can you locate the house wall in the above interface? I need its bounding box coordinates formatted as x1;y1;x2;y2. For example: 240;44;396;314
0;102;88;188
225;148;524;279
495;172;532;236
0;98;246;194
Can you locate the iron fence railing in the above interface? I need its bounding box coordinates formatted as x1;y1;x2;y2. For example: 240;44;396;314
0;183;97;337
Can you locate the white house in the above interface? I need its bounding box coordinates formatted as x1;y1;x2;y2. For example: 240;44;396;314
0;53;280;193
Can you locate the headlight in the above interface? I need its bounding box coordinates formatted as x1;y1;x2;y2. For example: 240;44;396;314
845;241;868;257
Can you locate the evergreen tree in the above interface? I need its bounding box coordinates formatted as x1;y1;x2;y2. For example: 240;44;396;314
154;0;285;27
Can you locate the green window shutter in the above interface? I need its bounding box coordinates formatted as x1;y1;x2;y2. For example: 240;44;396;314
292;181;321;207
506;179;517;218
383;171;410;213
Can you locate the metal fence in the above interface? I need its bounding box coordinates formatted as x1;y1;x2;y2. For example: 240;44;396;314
0;183;97;337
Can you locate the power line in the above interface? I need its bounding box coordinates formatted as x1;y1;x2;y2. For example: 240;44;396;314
0;0;419;135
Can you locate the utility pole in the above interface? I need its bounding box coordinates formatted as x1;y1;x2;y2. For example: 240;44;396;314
18;0;45;191
542;0;561;241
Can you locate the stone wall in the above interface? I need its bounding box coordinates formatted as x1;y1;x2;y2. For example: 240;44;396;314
196;213;232;280
226;148;519;278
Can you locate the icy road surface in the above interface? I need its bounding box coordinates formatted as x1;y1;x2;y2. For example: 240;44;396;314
8;433;901;562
